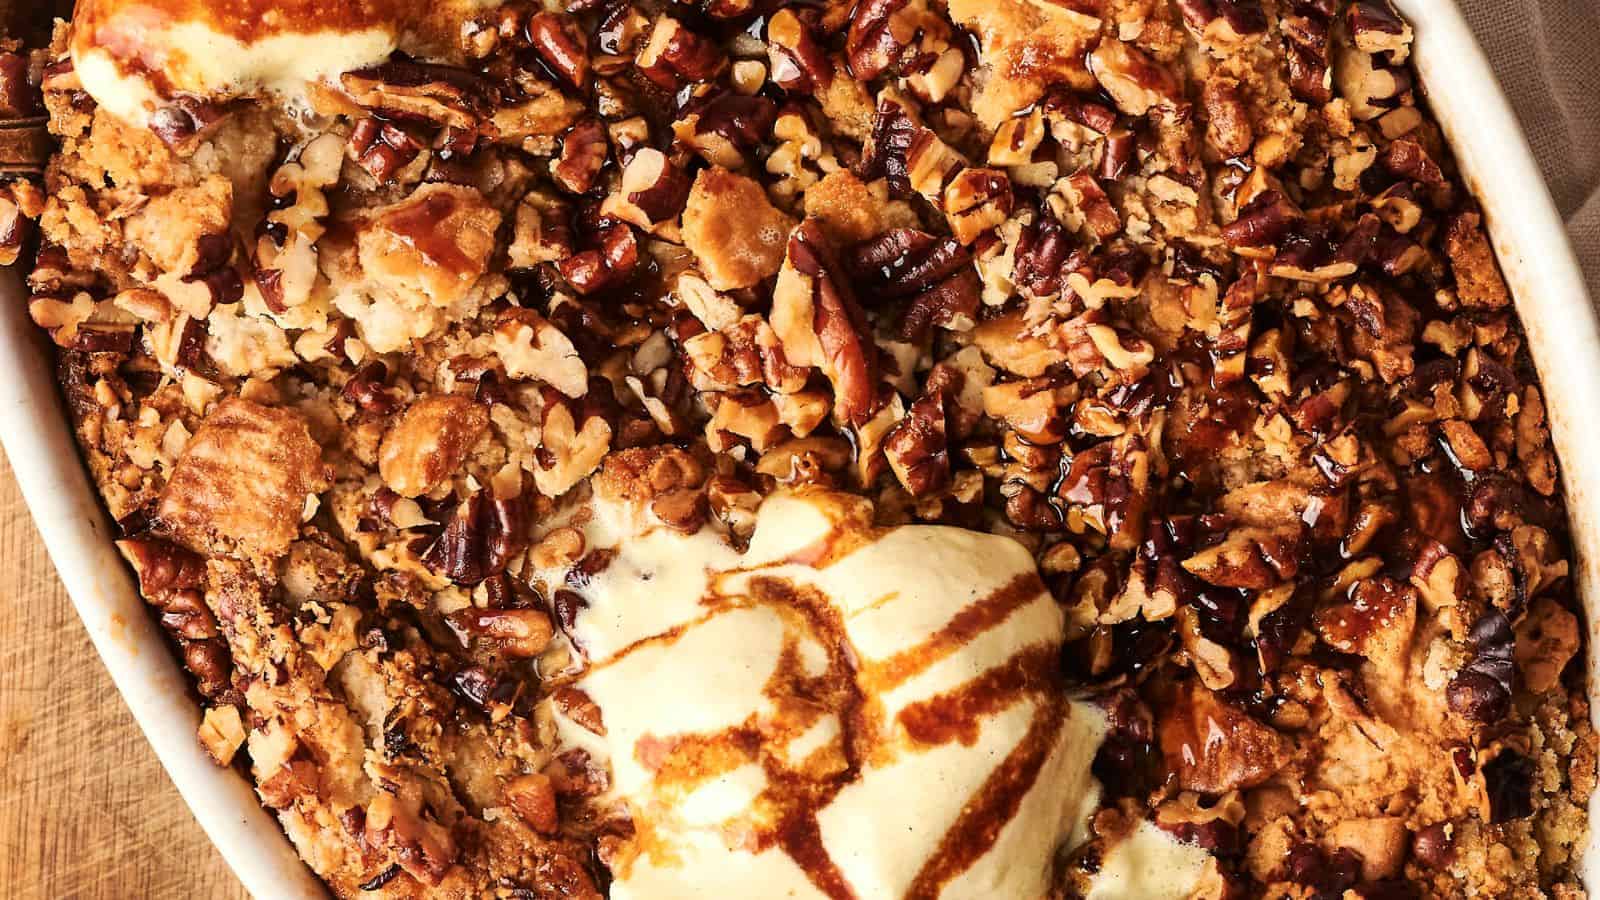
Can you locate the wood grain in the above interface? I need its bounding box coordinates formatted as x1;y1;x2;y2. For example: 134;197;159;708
0;452;248;900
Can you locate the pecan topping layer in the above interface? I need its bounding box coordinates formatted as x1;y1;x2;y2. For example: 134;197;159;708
7;0;1593;897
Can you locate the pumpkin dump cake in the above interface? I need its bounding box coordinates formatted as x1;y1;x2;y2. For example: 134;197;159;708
2;0;1595;896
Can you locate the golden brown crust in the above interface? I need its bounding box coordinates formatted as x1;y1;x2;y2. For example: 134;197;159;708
157;398;328;561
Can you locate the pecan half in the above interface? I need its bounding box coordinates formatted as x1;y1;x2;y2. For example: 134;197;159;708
551;118;610;195
884;388;950;497
117;537;232;700
527;12;591;90
767;9;833;94
349;117;424;184
420;491;527;585
846;0;915;80
773;220;881;426
849;229;978;339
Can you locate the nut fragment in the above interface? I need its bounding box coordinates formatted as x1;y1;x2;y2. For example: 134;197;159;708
1159;681;1290;793
767;8;833;93
1088;39;1181;116
772;220;881;426
527;12;591;90
450;606;552;657
493;309;588;397
505;773;559;834
551;118;609;195
421;492;527;586
349;117;423;184
636;17;726;89
198;705;246;766
884;389;950;497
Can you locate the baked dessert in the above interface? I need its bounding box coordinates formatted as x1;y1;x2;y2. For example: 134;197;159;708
2;0;1594;896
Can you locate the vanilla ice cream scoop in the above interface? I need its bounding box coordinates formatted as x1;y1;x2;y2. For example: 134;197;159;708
69;0;493;124
542;487;1210;899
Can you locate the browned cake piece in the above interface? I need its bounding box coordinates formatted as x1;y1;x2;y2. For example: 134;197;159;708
3;0;1595;897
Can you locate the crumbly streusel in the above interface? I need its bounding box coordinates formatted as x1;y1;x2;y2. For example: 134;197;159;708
2;0;1595;897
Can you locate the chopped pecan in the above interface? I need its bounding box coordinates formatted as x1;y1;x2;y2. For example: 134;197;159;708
505;773;559;834
147;97;229;151
493;309;589;397
1380;137;1444;185
884;388;950;497
772;220;880;426
846;0;916;80
1222;190;1299;248
1056;435;1149;551
1202;75;1253;157
1333;43;1411;120
1159;680;1290;793
1448;610;1516;723
342;60;489;130
1061;169;1121;241
943;168;1013;245
1281;7;1333;103
421;491;527;585
534;391;613;497
636;17;726;89
527;12;591;90
363;793;458;885
117;537;232;699
551;118;609;195
767;9;833;93
675;93;779;169
607;147;691;230
1088;39;1181;116
1313;576;1415;657
198;705;246;766
508;190;576;267
858;92;966;200
1183;527;1300;590
556;221;639;295
349;117;424;185
1348;1;1413;61
1178;0;1269;46
848;229;979;338
450;606;553;657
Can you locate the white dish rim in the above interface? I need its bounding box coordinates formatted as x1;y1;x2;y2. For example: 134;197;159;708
1;0;1597;896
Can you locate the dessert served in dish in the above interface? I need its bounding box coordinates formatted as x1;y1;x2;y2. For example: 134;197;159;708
1;0;1595;896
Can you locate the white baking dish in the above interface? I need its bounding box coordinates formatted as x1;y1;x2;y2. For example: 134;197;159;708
1;1;1597;896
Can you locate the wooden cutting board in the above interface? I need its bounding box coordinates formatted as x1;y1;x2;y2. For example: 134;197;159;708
0;452;248;900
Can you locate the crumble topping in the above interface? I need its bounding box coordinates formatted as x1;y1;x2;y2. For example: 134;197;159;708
0;0;1593;898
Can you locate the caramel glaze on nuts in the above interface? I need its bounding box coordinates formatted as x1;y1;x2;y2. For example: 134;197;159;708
4;0;1596;897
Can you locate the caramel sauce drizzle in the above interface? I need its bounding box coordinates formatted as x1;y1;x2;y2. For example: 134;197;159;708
905;696;1067;899
863;573;1045;693
572;499;1070;899
383;190;478;278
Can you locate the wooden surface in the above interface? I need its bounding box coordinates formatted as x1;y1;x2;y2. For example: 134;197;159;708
0;453;248;900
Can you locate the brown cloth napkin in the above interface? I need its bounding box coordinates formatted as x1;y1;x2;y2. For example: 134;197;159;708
1455;0;1600;295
